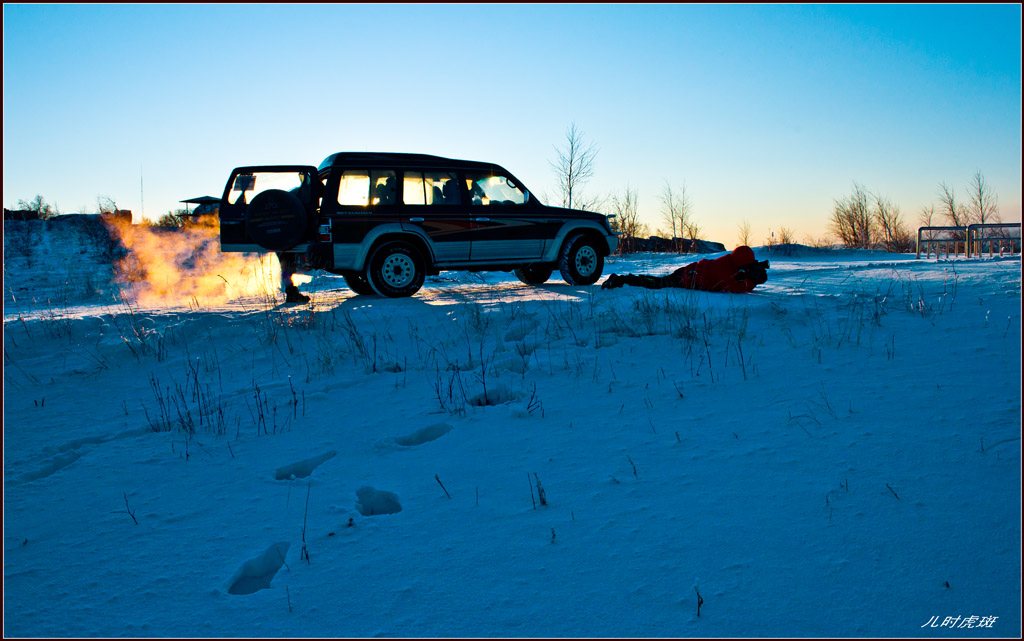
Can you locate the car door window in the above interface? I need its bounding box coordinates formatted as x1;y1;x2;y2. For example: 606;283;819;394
403;172;427;205
464;174;526;206
228;171;306;205
371;170;397;206
337;170;396;207
404;172;461;205
337;170;370;206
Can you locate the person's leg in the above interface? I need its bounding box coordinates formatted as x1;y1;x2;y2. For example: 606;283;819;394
278;253;309;303
278;252;292;293
602;273;671;289
665;265;697;289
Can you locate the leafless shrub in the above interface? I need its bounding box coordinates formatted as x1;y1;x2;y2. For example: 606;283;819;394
661;183;692;252
874;196;913;253
683;220;703;251
917;205;938;242
830;182;874;249
938;182;968;239
612;186;644;254
805;234;834;249
737;219;752;247
15;194;60;219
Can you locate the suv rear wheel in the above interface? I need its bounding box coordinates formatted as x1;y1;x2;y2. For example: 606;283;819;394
513;264;554;285
558;233;604;286
365;241;426;298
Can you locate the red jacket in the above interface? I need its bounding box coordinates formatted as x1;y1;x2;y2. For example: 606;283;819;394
672;246;759;293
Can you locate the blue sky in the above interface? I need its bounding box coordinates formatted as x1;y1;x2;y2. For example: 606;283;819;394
3;3;1021;246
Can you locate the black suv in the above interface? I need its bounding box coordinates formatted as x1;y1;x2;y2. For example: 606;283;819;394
218;152;618;297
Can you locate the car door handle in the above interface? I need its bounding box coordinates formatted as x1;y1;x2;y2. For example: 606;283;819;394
408;217;424;222
475;217;490;222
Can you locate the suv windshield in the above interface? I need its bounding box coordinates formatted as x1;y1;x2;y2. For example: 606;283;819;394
465;174;526;206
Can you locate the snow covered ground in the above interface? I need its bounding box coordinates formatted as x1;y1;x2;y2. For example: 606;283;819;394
3;247;1021;637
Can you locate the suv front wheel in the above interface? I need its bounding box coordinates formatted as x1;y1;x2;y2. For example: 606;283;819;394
365;241;426;298
558;233;604;286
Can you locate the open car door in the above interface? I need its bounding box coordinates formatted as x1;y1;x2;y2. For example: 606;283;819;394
219;165;321;252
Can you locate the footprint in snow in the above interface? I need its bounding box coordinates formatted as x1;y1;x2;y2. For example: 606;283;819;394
274;451;337;480
378;423;452;449
226;542;290;595
355;487;402;516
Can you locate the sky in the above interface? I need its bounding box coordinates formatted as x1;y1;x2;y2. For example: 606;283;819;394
3;3;1021;247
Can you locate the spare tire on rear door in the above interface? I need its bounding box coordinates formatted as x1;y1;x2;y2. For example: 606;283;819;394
246;189;308;251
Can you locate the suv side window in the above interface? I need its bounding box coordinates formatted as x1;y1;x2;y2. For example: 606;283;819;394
464;173;526;206
337;170;397;207
403;172;461;205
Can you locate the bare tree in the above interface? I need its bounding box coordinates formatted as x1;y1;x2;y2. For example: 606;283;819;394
805;233;834;249
893;223;914;253
611;186;642;254
967;171;1000;226
574;191;608;214
917;204;937;243
16;194;59;219
937;182;968;240
918;204;936;228
660;182;691;252
874;195;912;252
683;220;702;251
829;201;856;248
551;122;598;211
737;219;752;247
829;182;874;249
778;227;795;245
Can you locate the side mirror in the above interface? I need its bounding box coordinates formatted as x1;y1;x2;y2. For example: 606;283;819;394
524;190;530;203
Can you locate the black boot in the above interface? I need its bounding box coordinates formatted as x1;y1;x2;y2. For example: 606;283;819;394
285;284;310;304
601;274;622;289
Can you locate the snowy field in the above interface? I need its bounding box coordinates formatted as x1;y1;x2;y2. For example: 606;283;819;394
3;248;1021;638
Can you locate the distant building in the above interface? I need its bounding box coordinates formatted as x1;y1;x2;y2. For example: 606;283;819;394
180;196;220;219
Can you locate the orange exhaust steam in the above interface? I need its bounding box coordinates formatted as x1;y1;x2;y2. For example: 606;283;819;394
104;215;282;306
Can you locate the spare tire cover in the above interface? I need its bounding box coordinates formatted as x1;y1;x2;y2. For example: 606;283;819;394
245;189;307;251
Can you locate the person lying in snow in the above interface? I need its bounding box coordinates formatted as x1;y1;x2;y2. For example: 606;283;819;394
601;245;769;293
